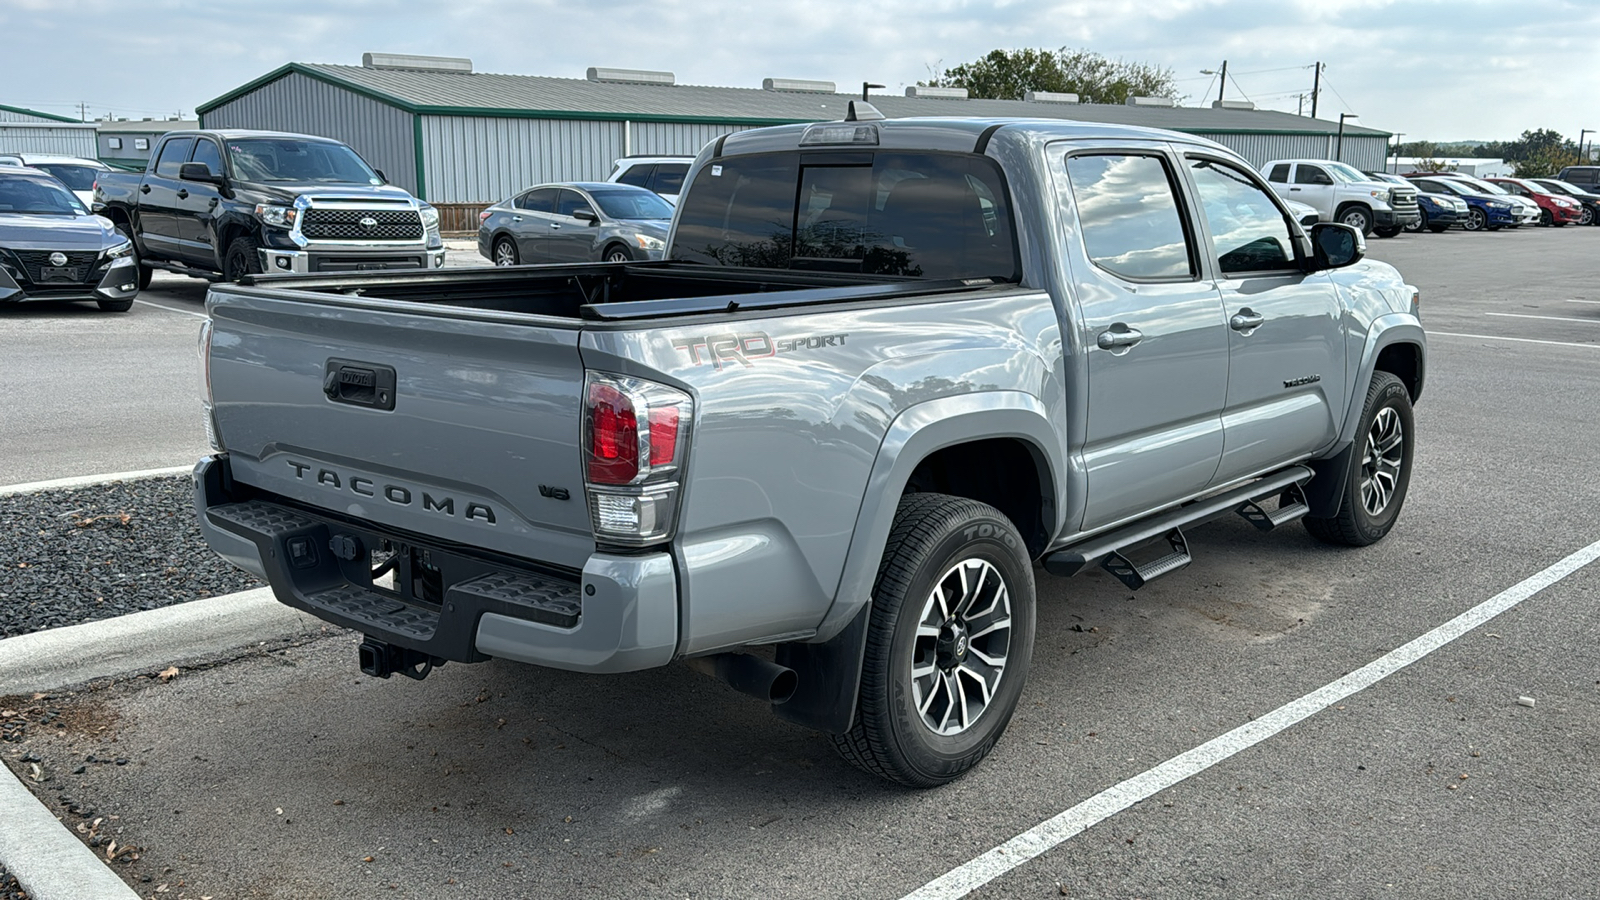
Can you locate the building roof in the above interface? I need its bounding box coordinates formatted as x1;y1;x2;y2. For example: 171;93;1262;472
200;62;1391;138
96;119;198;133
0;103;77;124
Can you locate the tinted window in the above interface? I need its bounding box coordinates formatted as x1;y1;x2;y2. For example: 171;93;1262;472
650;164;689;195
555;189;594;218
1065;154;1193;281
672;151;1016;280
590;189;674;220
33;164;99;191
517;189;555;212
188;140;223;178
615;165;653;188
1293;165;1330;185
1267;164;1290;183
1189;159;1296;274
154;137;195;178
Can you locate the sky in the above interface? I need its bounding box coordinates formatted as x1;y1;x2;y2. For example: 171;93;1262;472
4;0;1597;145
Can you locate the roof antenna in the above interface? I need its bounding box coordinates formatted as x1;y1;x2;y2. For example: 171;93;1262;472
845;100;885;122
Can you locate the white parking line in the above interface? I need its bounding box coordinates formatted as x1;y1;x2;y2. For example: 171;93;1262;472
0;465;193;497
1428;331;1600;350
133;298;207;320
1567;299;1600;305
900;539;1600;900
1484;312;1600;325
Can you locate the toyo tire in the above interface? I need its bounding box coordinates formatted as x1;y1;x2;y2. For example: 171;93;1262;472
1304;372;1415;547
832;493;1036;788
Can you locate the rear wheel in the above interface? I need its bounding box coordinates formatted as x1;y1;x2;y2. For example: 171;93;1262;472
832;493;1036;787
1304;372;1414;547
493;237;518;266
223;235;263;282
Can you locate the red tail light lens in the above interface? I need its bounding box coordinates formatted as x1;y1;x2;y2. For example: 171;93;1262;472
479;210;493;222
586;381;639;485
648;406;679;466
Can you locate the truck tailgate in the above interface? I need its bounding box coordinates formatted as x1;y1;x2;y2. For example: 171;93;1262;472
206;288;594;571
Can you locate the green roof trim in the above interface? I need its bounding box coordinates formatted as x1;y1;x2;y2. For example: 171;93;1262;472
416;106;808;127
197;62;418;115
0;103;77;123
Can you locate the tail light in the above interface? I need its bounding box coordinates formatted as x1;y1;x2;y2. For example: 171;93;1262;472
582;372;691;545
198;317;224;452
479;210;493;222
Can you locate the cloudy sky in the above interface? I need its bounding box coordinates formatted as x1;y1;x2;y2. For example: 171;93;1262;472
4;0;1596;143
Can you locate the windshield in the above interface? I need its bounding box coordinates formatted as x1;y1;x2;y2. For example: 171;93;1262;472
1451;176;1508;195
1325;162;1370;183
225;139;381;184
1540;180;1584;194
1512;180;1554;195
33;164;102;191
590;189;674;220
0;175;88;215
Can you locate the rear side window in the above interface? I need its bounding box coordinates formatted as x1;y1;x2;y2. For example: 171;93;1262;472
615;165;653;188
1065;154;1194;281
672;151;1017;280
517;189;555;212
1267;163;1290;183
650;164;688;195
154;137;195;178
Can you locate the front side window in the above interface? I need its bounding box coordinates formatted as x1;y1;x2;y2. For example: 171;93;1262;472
1065;153;1194;281
1293;165;1331;185
188;140;223;178
1189;159;1297;274
672;151;1017;280
555;189;594;218
154;137;195;178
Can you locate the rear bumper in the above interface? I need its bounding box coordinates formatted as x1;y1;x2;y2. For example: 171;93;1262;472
193;455;677;674
258;248;448;275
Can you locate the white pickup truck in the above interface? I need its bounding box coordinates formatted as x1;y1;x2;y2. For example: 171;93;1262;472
1262;159;1420;238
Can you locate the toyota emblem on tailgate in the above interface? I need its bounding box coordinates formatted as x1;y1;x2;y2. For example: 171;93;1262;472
359;217;378;229
49;252;67;266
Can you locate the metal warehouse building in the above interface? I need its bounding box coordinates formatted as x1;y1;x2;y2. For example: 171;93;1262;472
197;54;1393;224
0;104;98;158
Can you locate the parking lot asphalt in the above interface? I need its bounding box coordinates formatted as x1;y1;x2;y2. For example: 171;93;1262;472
3;225;1600;899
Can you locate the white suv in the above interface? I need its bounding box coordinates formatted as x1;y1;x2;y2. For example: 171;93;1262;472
606;156;692;205
1261;159;1421;237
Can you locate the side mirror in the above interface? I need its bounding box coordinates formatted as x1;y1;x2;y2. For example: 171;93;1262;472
1309;222;1365;270
1311;173;1334;185
573;208;598;224
179;162;223;184
374;168;388;183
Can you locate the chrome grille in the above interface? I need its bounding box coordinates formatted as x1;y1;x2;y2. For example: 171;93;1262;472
300;208;423;241
1390;187;1419;212
6;249;101;284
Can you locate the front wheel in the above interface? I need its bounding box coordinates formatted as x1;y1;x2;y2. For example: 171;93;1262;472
1374;225;1402;238
1304;372;1415;547
1339;206;1374;235
1582;207;1595;226
602;244;632;263
1429;224;1450;233
1464;208;1487;232
1539;210;1553;227
223;235;263;282
1404;209;1427;233
832;493;1036;787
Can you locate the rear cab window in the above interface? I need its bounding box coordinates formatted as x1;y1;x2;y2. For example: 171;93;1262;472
671;151;1018;280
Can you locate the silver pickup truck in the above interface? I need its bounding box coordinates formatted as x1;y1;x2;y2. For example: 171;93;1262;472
194;105;1425;786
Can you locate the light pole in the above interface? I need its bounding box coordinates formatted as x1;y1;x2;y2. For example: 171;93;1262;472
862;82;885;102
1389;133;1405;173
1200;61;1228;104
1336;113;1358;161
1579;128;1594;165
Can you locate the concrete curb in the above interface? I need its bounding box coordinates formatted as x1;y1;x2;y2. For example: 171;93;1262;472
0;769;141;900
0;587;321;696
0;465;193;498
1;588;324;898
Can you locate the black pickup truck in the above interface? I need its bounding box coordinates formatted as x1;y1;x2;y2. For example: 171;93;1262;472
94;130;445;286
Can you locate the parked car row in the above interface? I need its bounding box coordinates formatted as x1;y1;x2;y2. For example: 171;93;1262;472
0;164;142;311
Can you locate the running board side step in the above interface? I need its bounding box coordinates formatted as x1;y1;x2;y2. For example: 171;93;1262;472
1043;465;1314;587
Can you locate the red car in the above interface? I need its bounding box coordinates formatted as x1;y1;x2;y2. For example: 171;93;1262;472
1488;177;1584;226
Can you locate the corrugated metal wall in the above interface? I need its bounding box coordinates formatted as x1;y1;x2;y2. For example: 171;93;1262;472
201;72;417;195
626;121;747;158
0;126;98;156
421;116;625;203
1198;132;1389;173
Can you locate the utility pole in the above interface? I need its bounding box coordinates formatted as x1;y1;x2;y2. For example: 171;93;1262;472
1216;60;1228;105
1390;133;1404;172
77;101;89;122
1580;129;1594;165
1311;62;1322;119
1296;93;1306;116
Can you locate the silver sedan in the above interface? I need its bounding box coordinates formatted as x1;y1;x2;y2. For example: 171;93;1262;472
478;182;673;266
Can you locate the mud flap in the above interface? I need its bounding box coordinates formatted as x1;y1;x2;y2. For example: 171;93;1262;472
772;604;870;734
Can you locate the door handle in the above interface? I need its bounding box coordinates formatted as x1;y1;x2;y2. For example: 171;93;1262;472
512;215;522;222
139;184;150;194
1288;187;1302;192
1230;309;1265;333
550;223;562;230
176;189;189;199
1096;325;1144;351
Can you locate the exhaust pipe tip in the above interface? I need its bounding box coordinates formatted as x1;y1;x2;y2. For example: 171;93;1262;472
688;653;798;705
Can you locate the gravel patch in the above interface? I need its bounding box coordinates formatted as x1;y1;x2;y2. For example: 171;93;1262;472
0;864;23;900
0;476;261;639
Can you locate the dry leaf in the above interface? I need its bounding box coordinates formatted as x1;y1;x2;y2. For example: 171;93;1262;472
105;840;117;859
158;666;180;682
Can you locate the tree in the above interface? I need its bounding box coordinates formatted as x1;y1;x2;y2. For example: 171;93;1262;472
923;48;1180;104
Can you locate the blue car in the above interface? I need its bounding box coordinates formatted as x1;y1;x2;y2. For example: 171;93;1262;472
1368;172;1467;232
1405;175;1517;232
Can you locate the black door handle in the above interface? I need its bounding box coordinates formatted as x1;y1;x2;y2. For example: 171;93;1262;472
176;189;189;199
139;184;150;194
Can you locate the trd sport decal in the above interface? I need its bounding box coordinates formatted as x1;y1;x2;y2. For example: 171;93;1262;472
671;331;849;369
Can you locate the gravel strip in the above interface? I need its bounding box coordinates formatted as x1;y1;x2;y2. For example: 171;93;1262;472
0;864;23;900
0;477;261;639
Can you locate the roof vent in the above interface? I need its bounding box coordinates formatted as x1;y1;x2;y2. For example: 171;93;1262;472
362;52;473;74
763;77;836;94
587;67;675;86
1025;90;1080;104
1212;99;1255;110
1126;96;1177;107
905;85;969;100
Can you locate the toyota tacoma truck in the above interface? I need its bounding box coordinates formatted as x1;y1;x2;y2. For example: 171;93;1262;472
194;106;1425;787
94;130;445;287
1262;158;1421;237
